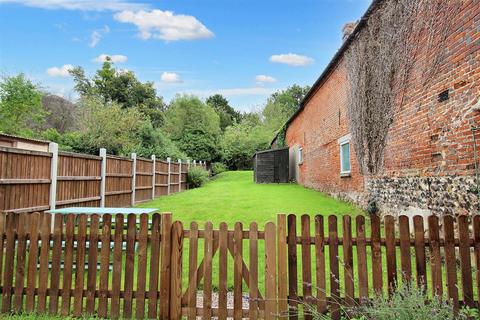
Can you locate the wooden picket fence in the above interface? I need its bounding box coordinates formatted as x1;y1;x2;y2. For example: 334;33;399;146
0;212;480;319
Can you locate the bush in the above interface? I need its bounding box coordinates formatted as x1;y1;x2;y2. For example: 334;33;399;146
211;162;227;175
187;167;209;188
303;281;477;320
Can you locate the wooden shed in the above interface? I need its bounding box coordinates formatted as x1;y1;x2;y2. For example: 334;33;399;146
253;148;289;183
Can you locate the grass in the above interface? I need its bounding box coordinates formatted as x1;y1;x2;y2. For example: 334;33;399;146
138;170;363;226
140;170;364;295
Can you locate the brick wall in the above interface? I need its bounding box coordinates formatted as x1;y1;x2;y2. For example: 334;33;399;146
286;0;480;216
285;62;365;203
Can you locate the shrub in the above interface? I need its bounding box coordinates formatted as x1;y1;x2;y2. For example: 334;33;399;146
303;281;472;320
211;162;227;175
187;167;209;188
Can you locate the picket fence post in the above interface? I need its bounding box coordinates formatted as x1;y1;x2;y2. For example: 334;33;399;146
131;153;137;206
99;148;107;207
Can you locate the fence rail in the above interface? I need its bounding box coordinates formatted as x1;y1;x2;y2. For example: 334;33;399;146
0;212;479;319
0;145;207;213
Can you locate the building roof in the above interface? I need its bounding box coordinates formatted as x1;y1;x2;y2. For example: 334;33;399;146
277;0;383;139
0;133;50;145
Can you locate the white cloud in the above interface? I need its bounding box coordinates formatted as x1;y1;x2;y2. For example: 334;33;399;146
269;53;314;66
255;75;277;84
92;54;127;63
0;0;148;11
161;72;182;83
114;9;214;41
46;64;73;77
89;25;110;47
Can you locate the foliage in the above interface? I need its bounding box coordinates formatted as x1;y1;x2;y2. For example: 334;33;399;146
262;84;310;133
206;94;241;131
41;128;82;152
0;74;45;135
74;97;146;155
211;162;227;175
70;58;166;127
132;121;187;159
306;281;469;320
358;283;454;320
164;95;221;161
220;120;271;169
345;0;461;175
187;166;210;188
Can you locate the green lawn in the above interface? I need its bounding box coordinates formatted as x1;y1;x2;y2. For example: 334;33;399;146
138;170;363;227
141;170;365;295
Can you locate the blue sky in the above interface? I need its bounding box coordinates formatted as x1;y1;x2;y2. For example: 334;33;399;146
0;0;370;111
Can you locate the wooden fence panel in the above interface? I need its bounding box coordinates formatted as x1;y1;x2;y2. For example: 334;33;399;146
155;160;169;196
57;152;101;208
105;156;132;207
135;158;153;203
170;162;180;194
181;163;188;190
1;212;479;319
0;147;51;214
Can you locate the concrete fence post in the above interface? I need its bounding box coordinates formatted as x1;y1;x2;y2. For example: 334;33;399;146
151;154;156;200
193;160;196;167
99;148;107;207
131;153;137;206
167;157;171;195
187;159;191;169
48;142;58;230
178;159;182;192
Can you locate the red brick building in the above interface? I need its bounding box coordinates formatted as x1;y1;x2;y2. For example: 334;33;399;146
281;0;480;216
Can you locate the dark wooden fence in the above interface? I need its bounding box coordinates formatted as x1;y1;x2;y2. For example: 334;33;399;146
0;146;207;213
0;212;479;319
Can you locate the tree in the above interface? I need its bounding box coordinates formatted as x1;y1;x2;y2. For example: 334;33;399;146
41;94;77;133
164;95;221;161
0;74;45;135
220;120;271;169
206;94;241;131
70;58;166;127
134;121;187;159
74;97;146;155
262;84;310;133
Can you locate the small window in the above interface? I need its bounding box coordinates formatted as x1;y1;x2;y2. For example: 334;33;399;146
298;147;303;165
340;141;351;174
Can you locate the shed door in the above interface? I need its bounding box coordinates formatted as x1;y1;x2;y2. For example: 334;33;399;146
273;151;280;182
277;149;289;182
